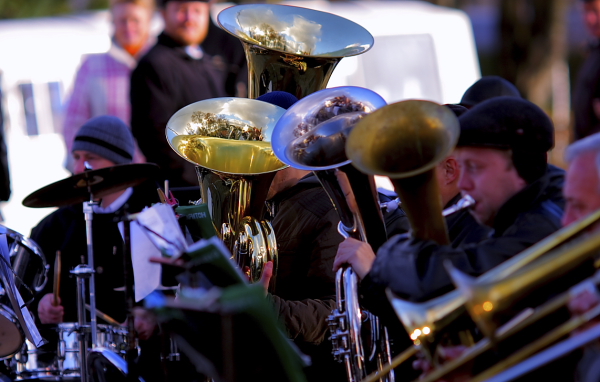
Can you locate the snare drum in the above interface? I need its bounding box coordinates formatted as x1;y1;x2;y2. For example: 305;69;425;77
13;323;133;381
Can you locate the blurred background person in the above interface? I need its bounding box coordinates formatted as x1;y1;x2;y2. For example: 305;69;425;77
62;0;155;172
573;0;600;141
130;0;230;202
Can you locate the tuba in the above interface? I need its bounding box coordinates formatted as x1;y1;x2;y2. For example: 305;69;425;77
271;86;393;382
166;98;287;282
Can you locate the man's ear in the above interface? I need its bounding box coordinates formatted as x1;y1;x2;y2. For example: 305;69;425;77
444;157;459;184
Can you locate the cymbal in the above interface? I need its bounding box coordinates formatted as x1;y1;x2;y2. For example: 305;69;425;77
23;163;160;208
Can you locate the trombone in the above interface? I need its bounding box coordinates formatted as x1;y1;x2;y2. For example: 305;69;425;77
360;208;600;382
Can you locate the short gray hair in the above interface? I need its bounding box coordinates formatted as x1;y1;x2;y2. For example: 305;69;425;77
565;133;600;177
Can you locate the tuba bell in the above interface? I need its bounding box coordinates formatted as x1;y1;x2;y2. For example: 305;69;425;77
271;86;393;382
217;3;374;100
166;98;287;282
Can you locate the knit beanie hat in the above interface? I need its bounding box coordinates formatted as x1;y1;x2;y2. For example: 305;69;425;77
72;116;135;165
257;91;299;110
457;97;554;183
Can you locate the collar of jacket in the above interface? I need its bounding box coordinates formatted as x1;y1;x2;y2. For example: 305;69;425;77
157;32;200;60
266;173;321;218
491;172;550;236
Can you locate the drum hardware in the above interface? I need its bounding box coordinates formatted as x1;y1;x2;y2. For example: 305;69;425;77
85;304;123;327
21;163;159;382
53;251;61;306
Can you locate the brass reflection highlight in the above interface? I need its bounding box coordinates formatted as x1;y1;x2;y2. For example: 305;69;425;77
173;135;285;175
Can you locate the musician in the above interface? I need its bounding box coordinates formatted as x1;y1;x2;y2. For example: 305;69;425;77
256;91;408;382
561;132;600;382
130;0;229;196
30;116;163;380
335;96;563;303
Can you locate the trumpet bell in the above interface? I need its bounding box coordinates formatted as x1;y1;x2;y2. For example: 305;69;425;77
218;4;374;99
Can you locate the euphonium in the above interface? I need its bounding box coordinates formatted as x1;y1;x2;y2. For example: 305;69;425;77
166;98;287;282
271;86;392;382
217;4;374;100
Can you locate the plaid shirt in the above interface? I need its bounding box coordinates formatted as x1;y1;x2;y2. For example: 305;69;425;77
62;42;146;165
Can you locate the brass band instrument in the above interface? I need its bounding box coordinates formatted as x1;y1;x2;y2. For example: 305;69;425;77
166;3;374;282
166;98;287;282
271;86;392;382
218;4;374;100
379;210;600;382
346;100;460;244
367;209;600;382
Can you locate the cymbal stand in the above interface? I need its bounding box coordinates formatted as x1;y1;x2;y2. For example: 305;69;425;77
120;210;140;382
71;264;93;382
83;199;99;352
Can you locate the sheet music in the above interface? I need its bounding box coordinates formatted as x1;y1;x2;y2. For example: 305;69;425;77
0;234;44;347
119;221;162;302
136;203;187;258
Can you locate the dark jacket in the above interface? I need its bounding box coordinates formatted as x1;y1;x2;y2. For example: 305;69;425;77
30;183;159;323
201;19;248;97
573;41;600;140
267;173;406;382
366;168;564;304
130;32;227;188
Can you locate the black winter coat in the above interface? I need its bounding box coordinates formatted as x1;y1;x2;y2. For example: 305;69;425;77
30;183;159;323
366;168;565;304
267;174;406;382
130;32;227;188
573;41;600;140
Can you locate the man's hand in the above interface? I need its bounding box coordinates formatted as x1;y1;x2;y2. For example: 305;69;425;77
260;261;274;296
38;293;64;324
568;287;600;335
133;307;157;341
333;237;376;279
413;345;472;382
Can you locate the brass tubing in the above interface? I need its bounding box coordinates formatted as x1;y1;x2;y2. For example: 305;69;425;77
361;346;419;382
417;271;600;382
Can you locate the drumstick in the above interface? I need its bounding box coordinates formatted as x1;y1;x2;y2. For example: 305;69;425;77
53;251;61;306
85;304;124;327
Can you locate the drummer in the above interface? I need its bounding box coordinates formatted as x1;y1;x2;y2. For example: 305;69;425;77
30;115;159;329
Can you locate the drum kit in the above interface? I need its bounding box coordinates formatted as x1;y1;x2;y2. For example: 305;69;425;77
0;163;160;381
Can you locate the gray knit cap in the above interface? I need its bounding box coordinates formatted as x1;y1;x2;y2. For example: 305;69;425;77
72;116;135;165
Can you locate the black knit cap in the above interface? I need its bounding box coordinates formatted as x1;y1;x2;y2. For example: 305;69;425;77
257;91;298;110
457;96;554;183
460;75;521;108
